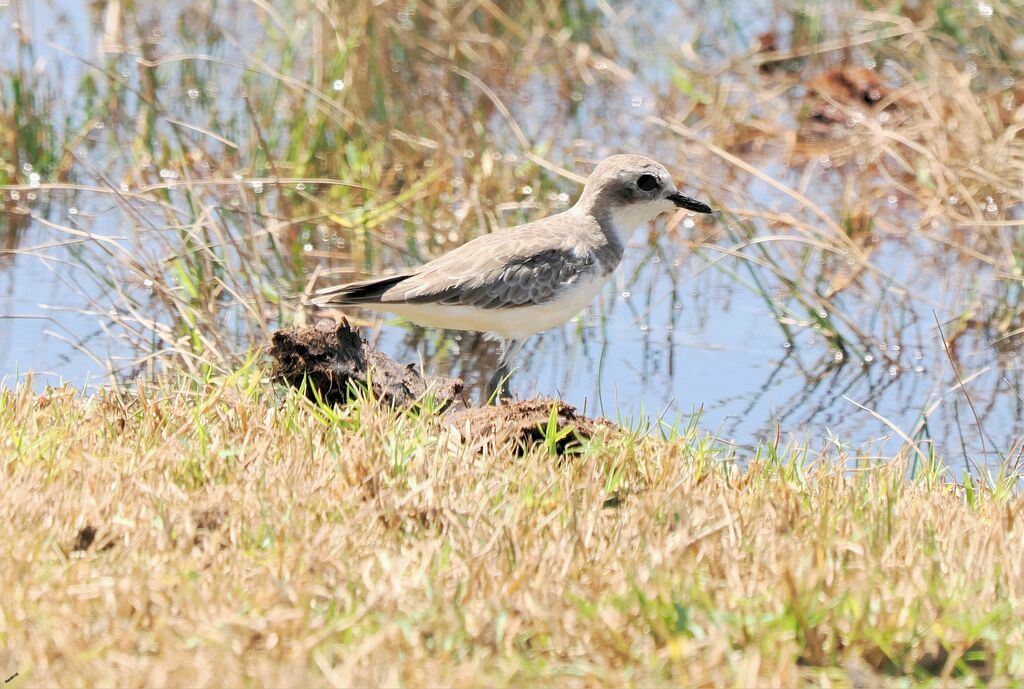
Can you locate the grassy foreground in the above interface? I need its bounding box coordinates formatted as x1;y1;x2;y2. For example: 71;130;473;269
1;370;1023;687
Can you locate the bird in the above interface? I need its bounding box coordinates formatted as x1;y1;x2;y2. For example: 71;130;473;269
312;153;713;400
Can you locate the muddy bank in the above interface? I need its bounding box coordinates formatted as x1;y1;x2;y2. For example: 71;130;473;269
270;321;615;454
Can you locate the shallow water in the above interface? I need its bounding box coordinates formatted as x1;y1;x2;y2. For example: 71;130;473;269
2;0;1023;466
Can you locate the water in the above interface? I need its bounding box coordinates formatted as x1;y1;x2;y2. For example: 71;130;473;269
2;0;1023;465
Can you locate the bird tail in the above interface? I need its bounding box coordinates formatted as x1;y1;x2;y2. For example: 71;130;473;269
310;273;413;307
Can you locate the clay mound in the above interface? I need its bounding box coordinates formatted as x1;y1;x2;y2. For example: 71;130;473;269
448;398;616;455
270;320;464;408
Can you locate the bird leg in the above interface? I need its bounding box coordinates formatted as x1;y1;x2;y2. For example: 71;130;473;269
484;338;524;404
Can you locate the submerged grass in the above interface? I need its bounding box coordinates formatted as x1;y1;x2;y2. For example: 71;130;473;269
1;372;1023;686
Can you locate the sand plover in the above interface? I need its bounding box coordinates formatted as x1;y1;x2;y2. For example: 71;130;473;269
313;154;712;398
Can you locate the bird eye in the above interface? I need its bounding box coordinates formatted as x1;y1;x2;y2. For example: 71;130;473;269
636;174;659;192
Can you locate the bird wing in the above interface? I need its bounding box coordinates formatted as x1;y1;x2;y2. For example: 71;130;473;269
390;241;596;309
313;218;599;310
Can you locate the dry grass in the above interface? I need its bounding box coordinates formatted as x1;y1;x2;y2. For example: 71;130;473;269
2;370;1022;687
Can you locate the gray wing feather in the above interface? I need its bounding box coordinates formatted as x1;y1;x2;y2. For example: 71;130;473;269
402;248;595;309
381;226;598;309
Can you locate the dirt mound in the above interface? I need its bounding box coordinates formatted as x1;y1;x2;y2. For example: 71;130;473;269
448;398;616;455
269;324;615;455
270;320;464;408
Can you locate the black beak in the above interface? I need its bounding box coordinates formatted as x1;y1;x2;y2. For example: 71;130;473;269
668;192;713;214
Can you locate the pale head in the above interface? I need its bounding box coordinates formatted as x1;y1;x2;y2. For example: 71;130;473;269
573;153;712;230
